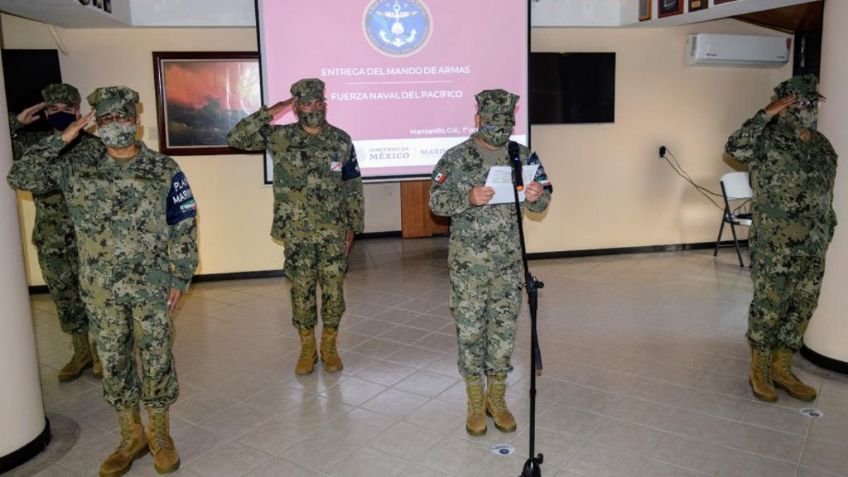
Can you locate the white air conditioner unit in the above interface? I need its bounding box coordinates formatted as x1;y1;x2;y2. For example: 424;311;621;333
686;34;791;68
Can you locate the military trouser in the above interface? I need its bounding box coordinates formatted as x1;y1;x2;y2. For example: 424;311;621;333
87;294;178;411
284;232;347;330
35;237;88;335
747;250;826;352
450;261;521;378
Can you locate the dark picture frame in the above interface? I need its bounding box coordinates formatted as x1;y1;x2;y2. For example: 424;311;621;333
688;0;708;12
714;0;738;4
152;51;261;156
639;0;652;21
658;0;684;18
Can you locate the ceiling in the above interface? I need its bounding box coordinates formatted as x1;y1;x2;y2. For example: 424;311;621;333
737;0;824;33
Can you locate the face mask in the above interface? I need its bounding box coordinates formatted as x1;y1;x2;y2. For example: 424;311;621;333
298;109;326;129
47;112;77;131
783;106;818;131
478;123;513;148
98;122;137;148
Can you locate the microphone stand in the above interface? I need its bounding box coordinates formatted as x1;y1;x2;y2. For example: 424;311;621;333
510;156;544;477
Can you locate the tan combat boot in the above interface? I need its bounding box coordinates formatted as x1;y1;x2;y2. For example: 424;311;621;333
91;338;103;379
772;348;817;401
99;406;148;477
486;374;517;433
320;327;343;373
295;328;318;375
750;348;778;402
147;408;180;474
465;376;487;436
58;331;93;382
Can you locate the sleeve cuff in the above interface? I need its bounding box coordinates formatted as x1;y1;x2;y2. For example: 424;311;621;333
170;278;192;293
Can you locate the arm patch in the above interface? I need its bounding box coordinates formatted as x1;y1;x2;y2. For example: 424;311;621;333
166;171;197;225
342;148;361;181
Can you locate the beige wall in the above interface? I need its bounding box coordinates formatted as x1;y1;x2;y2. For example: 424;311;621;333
1;14;400;286
3;14;792;284
526;20;791;252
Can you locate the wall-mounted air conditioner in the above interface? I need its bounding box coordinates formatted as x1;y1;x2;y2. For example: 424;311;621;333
686;33;791;68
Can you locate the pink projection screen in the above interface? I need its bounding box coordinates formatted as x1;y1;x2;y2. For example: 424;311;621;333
256;0;529;182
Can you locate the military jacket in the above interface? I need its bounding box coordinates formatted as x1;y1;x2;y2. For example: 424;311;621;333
429;136;552;269
227;107;364;240
7;135;199;297
725;110;838;256
8;114;86;247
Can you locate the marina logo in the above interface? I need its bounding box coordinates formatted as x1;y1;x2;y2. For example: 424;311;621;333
363;0;432;57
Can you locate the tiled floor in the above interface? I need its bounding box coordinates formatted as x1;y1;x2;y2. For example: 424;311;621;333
12;237;848;477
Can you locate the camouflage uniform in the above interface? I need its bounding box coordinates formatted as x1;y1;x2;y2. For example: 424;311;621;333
725;75;838;353
7;87;198;411
8;84;88;336
430;90;552;378
227;79;364;331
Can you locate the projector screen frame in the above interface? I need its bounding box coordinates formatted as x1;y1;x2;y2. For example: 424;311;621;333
254;0;532;185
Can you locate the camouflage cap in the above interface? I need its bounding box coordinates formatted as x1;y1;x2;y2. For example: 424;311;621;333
774;74;825;101
475;89;518;124
290;78;326;102
41;83;81;106
87;86;139;118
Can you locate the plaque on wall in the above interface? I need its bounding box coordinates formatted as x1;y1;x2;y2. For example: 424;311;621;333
689;0;708;12
658;0;684;18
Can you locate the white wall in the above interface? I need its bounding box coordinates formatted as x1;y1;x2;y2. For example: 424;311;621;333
526;19;791;253
803;0;848;364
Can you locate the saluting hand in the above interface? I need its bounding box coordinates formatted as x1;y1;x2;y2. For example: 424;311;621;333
469;186;495;206
764;94;797;116
524;181;544;203
60;111;94;144
17;102;47;125
269;97;297;116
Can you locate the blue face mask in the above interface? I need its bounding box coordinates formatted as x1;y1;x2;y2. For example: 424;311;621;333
47;111;76;131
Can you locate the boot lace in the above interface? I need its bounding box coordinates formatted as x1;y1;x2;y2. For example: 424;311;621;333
150;414;173;451
467;381;484;413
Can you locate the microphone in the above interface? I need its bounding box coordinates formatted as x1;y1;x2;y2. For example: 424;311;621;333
508;141;524;191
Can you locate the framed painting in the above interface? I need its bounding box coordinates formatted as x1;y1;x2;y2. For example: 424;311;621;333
639;0;652;21
153;51;261;155
658;0;684;18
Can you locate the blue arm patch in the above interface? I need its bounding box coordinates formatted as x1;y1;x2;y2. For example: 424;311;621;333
342;148;361;181
526;153;553;193
166;171;197;225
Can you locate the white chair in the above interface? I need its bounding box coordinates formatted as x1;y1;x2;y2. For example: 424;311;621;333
713;171;753;268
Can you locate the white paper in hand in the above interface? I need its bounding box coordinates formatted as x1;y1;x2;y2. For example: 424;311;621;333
484;165;539;204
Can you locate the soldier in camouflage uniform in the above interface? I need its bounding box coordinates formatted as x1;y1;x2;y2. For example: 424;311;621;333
725;74;837;403
8;84;101;382
430;89;552;435
227;78;364;376
8;86;198;477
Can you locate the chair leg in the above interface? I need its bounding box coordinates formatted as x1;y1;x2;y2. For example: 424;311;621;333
714;218;727;257
728;221;745;268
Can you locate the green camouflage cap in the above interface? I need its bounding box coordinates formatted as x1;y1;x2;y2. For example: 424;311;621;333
87;86;139;118
475;89;518;124
290;78;326;102
41;83;81;106
774;74;825;101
